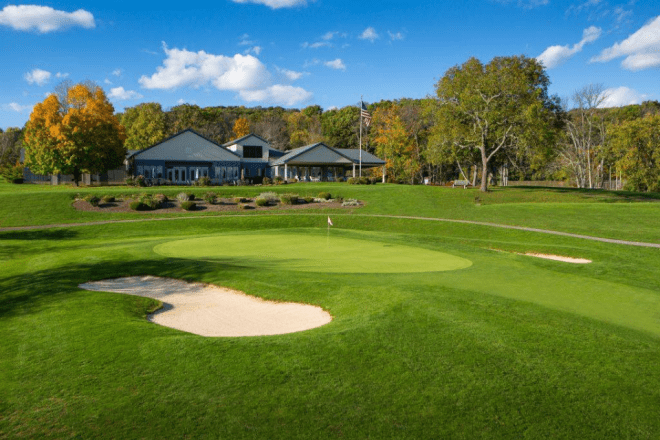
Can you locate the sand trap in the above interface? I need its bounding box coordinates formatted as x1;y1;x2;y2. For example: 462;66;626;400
490;248;592;264
79;276;332;337
523;253;592;264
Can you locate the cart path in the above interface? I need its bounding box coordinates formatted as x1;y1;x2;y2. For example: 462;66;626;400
1;213;659;249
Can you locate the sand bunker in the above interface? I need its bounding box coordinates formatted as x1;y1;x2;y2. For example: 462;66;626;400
79;276;332;337
523;253;592;264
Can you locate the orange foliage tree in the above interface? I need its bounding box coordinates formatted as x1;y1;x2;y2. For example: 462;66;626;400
371;104;420;184
24;83;126;185
232;117;251;138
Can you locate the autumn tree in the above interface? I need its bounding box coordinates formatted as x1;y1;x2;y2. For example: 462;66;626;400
435;55;562;191
23;83;126;186
120;103;166;150
371;104;419;184
233;117;251;138
608;114;660;192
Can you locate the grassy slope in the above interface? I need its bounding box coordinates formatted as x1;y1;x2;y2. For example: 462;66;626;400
1;182;659;243
2;186;660;438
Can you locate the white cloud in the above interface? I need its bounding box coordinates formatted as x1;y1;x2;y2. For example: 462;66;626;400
239;85;312;106
55;72;68;79
599;87;649;108
231;0;307;9
302;41;332;49
140;43;312;106
4;102;33;112
359;27;379;42
275;66;305;81
139;43;270;91
322;31;337;41
24;68;51;86
0;5;94;33
244;46;262;55
537;26;602;69
238;34;254;46
591;16;660;70
104;79;113;85
108;87;144;101
388;31;404;41
112;69;122;77
324;58;346;70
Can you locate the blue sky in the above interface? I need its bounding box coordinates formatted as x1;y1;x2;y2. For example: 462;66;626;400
1;0;658;129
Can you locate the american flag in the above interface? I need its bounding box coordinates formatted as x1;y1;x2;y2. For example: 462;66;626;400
361;102;372;127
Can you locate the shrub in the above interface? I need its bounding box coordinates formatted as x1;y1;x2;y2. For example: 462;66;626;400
204;192;217;204
129;201;151;211
317;192;331;200
239;203;253;210
347;177;357;184
85;195;100;207
154;193;168;203
342;198;360;207
304;196;314;203
347;176;371;185
177;192;193;202
262;177;272;185
0;162;23;183
255;197;269;207
274;176;284;184
180;201;196;211
279;193;298;205
233;196;250;203
258;191;278;202
101;195;115;203
138;194;162;210
195;176;211;186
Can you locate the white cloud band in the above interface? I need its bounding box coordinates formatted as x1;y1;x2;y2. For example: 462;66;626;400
0;5;94;33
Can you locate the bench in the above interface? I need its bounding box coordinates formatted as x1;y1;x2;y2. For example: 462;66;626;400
452;179;471;188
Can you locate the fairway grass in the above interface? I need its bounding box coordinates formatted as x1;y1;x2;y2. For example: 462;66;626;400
2;185;660;439
154;229;473;273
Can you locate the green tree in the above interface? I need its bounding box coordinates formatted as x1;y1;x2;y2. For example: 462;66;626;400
609;114;660;192
0;127;22;168
120;103;166;150
23;83;126;186
321;106;360;149
434;55;562;191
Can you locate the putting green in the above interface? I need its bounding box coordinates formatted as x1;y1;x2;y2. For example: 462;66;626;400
154;232;472;273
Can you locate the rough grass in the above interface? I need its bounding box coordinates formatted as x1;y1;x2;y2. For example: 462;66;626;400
1;185;660;438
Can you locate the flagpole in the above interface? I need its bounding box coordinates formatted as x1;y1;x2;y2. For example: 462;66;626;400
359;96;363;178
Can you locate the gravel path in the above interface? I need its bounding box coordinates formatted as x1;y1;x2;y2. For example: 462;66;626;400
1;213;659;249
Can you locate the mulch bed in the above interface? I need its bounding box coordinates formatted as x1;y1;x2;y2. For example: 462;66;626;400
73;198;353;213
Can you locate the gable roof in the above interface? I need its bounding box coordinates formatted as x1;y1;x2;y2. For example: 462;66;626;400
222;133;270;147
336;148;386;165
272;142;355;166
130;129;240;161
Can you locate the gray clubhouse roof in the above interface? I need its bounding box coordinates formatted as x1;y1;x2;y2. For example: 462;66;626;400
128;129;240;162
272;142;385;167
221;133;270;147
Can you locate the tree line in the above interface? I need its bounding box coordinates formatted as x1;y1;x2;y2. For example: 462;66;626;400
3;55;659;191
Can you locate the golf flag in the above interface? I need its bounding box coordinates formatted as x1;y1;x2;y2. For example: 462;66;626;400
361;102;372;127
328;217;333;226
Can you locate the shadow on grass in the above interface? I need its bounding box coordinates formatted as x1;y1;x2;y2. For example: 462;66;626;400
0;257;247;319
511;186;660;201
0;229;79;241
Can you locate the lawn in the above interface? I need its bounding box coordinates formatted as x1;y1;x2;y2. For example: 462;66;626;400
1;183;660;439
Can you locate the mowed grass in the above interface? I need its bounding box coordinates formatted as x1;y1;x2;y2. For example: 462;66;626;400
154;230;473;273
2;186;660;438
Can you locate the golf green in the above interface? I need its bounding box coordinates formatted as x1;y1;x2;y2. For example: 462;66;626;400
153;231;473;273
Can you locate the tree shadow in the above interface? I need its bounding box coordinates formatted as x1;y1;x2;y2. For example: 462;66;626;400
510;186;660;201
0;229;79;241
0;257;248;319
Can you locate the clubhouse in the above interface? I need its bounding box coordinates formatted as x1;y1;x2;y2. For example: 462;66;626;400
127;129;386;185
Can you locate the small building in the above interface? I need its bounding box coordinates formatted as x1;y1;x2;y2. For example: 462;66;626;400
222;134;286;181
271;142;386;182
127;129;242;185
